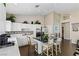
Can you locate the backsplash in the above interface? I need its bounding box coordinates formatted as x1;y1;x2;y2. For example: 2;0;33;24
6;31;33;35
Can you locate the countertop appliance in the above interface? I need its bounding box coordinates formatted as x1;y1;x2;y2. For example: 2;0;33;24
0;34;14;48
0;34;8;45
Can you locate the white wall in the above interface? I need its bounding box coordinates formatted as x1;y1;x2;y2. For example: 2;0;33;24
70;23;79;44
61;12;79;44
70;12;79;44
15;15;44;26
0;4;6;35
45;12;54;25
45;12;62;35
45;12;54;34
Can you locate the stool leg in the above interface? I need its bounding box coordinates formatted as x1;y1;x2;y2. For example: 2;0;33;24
47;47;49;56
52;45;53;56
55;45;57;56
59;44;61;54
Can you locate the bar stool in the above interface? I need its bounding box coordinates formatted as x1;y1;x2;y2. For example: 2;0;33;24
53;38;62;55
42;38;54;56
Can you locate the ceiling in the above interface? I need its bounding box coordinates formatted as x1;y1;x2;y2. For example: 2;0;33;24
6;3;79;16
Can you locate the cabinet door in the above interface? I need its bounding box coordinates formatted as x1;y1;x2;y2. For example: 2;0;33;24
11;23;22;31
6;21;11;31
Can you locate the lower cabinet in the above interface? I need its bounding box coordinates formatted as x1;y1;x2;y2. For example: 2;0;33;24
19;45;35;56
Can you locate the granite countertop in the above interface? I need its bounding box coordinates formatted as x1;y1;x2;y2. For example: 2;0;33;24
33;37;48;43
6;31;33;35
34;37;57;43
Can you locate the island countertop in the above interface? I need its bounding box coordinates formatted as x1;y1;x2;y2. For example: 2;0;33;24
0;37;20;56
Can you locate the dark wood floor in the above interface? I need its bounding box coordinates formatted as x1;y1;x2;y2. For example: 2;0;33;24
19;39;77;56
61;39;76;56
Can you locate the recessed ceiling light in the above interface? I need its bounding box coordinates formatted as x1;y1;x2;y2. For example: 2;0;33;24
35;5;40;8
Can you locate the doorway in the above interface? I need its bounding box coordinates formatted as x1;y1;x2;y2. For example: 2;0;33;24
61;22;72;55
62;22;70;40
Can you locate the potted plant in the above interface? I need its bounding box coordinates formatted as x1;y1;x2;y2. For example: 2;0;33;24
31;21;33;24
6;14;16;22
23;21;28;24
34;20;41;24
42;34;48;42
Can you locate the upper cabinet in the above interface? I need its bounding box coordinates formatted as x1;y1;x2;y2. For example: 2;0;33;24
6;21;11;31
11;23;23;31
11;23;41;31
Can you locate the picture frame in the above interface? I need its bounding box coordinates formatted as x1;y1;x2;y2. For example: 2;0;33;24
72;23;79;31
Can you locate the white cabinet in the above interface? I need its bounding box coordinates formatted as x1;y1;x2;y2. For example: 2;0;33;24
11;23;41;47
12;23;33;31
11;23;41;31
11;23;22;31
6;21;11;31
